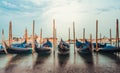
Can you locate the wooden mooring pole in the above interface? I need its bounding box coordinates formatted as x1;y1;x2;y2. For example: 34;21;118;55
110;28;112;45
53;19;56;54
83;28;85;43
100;33;101;44
96;20;98;51
116;19;119;47
32;20;35;54
55;28;57;47
68;27;70;45
2;29;4;44
9;21;12;47
73;22;76;54
25;28;28;43
40;28;42;44
90;34;93;51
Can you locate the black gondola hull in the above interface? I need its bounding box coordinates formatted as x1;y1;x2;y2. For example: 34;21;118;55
0;49;6;54
58;45;70;55
6;48;32;54
77;47;92;55
35;47;52;55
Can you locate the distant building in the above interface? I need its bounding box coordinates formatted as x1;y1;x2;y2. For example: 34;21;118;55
42;37;57;43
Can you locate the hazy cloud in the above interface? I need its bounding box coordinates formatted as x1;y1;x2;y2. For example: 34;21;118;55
95;6;120;14
19;4;30;9
2;1;17;8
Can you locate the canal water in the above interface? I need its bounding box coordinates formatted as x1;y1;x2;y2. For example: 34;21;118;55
0;44;120;73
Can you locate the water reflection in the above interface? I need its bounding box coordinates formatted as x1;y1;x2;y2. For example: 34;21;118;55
54;54;70;73
5;54;30;73
0;54;6;59
58;54;69;67
78;53;93;64
33;54;51;70
99;53;120;63
0;54;12;70
77;52;95;73
74;53;77;64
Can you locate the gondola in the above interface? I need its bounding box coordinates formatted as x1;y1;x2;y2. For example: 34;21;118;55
58;39;70;55
0;40;27;54
97;45;120;53
0;45;6;54
12;40;27;47
76;39;92;54
93;41;120;53
35;39;52;55
3;41;32;54
93;43;106;48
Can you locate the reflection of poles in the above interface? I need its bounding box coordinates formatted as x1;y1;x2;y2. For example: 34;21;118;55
53;49;56;73
73;22;76;54
6;54;14;67
32;52;36;69
9;21;12;47
74;51;76;64
95;53;99;65
32;20;35;54
110;28;112;45
116;19;119;47
96;20;98;51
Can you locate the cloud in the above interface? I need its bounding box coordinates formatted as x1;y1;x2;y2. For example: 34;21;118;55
0;0;83;16
2;1;17;8
95;8;110;14
43;0;83;15
24;0;50;6
19;4;30;9
26;0;42;5
95;6;120;14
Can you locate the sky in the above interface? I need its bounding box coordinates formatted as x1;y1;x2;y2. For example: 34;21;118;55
0;0;120;41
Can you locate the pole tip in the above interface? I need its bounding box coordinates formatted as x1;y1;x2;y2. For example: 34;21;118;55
96;20;98;23
53;19;55;22
9;21;12;25
116;19;119;23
